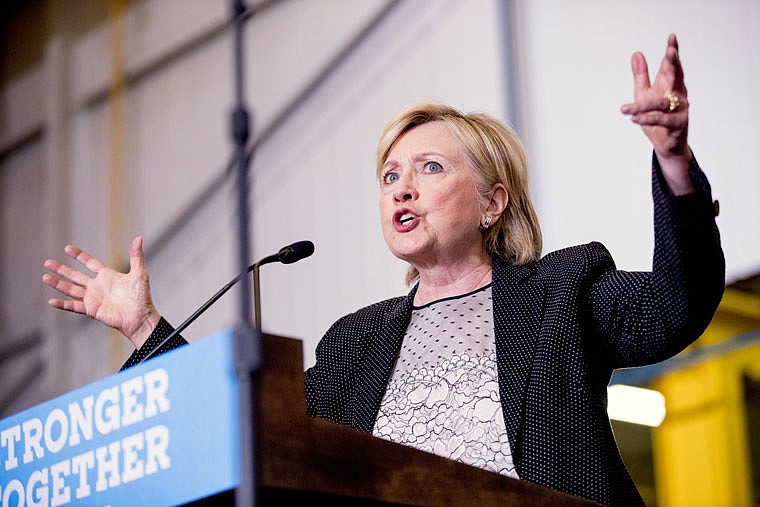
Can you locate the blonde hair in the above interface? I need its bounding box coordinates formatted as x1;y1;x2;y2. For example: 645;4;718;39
377;103;542;284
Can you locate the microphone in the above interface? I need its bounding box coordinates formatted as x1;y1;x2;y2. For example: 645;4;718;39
252;240;314;332
255;240;315;266
137;240;315;365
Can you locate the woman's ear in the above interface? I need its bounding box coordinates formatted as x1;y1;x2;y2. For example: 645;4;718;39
487;183;509;219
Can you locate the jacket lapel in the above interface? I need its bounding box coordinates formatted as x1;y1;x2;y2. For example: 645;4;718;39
350;287;416;432
491;256;545;466
347;256;545;449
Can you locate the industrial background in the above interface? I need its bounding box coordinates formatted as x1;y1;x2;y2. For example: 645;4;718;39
1;1;759;505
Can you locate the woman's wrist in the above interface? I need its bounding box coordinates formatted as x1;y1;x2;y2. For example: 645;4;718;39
655;146;695;196
127;307;162;350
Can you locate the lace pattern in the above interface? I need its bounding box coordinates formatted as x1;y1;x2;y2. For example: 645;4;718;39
373;285;518;478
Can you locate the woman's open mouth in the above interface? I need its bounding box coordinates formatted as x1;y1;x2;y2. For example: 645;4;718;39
393;209;419;231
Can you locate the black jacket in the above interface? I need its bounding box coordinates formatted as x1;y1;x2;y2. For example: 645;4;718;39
303;157;724;507
125;157;724;507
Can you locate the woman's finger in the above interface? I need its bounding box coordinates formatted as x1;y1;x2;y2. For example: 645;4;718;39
621;95;686;115
65;245;106;275
48;297;86;315
630;110;687;128
43;258;91;287
129;236;146;274
653;37;685;94
668;33;679;52
654;46;678;85
630;51;651;102
42;273;87;300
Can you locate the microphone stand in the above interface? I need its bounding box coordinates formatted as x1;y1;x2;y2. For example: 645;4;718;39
230;1;258;506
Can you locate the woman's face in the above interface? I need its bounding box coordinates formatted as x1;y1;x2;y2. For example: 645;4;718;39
379;121;486;272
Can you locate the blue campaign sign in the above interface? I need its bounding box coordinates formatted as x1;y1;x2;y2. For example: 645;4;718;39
0;329;240;507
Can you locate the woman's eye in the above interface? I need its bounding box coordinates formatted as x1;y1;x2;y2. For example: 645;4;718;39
383;172;399;184
425;161;443;173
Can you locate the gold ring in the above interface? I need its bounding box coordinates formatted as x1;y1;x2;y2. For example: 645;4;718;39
666;93;680;112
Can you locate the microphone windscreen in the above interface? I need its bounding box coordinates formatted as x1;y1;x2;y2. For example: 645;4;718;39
279;240;315;264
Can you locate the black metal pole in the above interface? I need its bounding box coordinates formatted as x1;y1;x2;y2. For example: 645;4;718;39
230;1;258;507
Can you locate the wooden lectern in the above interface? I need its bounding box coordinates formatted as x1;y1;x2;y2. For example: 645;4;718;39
191;334;601;506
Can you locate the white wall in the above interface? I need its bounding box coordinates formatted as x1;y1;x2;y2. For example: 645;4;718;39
135;0;512;369
512;0;760;281
249;0;512;367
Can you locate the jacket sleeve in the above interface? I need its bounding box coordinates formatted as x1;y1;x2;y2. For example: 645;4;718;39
119;317;188;371
587;154;725;368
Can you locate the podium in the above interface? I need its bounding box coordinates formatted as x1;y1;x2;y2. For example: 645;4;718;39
0;331;600;507
201;332;601;507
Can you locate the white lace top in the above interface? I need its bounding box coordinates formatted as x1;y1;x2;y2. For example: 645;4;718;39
372;284;519;479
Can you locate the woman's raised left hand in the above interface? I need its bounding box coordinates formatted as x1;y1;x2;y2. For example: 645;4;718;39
621;33;694;194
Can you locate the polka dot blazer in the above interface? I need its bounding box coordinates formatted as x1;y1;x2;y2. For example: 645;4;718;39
304;157;724;507
123;157;724;507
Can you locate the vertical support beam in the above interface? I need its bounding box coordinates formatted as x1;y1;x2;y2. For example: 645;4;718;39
42;0;72;401
496;0;522;130
652;294;760;506
653;357;753;506
107;0;128;369
230;2;258;506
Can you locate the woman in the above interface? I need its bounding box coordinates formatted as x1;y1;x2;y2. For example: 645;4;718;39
43;34;724;506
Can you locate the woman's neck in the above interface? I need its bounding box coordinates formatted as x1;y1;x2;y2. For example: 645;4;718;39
414;260;493;306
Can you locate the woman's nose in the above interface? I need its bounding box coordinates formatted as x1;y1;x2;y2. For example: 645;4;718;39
393;175;418;203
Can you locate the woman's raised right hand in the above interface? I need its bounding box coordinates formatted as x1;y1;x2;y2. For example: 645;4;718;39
42;236;161;350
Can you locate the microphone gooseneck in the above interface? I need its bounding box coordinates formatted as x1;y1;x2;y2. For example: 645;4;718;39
253;240;315;332
137;240;315;365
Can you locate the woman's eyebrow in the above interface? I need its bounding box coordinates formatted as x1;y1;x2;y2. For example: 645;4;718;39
414;151;447;160
381;159;399;171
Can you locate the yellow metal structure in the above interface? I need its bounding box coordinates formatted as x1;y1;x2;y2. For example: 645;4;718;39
652;286;760;507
